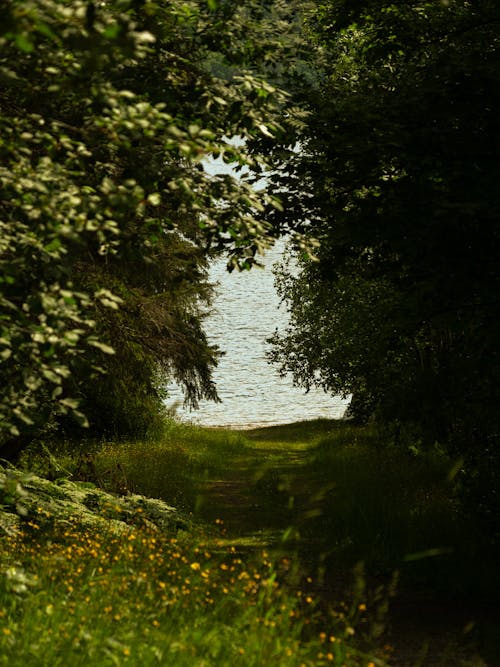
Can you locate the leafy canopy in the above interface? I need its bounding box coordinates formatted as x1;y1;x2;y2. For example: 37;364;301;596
269;0;500;451
0;0;305;445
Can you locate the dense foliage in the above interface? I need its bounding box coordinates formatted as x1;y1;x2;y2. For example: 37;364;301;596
269;0;500;519
0;0;306;450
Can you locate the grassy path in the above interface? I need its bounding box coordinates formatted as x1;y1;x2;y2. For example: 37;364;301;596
27;418;497;666
197;439;314;549
188;421;499;667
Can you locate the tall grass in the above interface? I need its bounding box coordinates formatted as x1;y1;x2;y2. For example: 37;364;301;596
18;421;251;513
11;418;499;665
25;418;488;588
0;507;383;666
19;419;494;594
304;428;461;566
302;425;499;602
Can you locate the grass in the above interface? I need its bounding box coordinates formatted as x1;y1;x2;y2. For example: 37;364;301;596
0;489;380;666
18;422;252;512
3;418;499;665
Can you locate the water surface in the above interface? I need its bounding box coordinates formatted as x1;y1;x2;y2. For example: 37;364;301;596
166;240;348;428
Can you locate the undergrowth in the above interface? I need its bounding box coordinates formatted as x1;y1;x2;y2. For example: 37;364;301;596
0;506;385;666
7;418;499;665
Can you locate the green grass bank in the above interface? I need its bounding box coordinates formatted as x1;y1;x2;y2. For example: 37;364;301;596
1;419;498;665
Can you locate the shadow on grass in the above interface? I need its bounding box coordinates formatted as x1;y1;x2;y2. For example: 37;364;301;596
24;417;500;665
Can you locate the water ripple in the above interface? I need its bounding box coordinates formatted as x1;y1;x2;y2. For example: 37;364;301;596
166;240;349;428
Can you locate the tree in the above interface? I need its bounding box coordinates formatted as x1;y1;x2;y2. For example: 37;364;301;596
269;0;500;456
0;0;302;451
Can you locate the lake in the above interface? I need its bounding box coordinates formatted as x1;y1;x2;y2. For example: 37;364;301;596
165;239;349;428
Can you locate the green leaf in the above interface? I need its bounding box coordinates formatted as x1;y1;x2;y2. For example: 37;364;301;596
147;192;161;206
42;369;62;384
103;24;121;39
14;33;34;53
35;21;60;43
60;397;80;410
44;238;62;253
88;341;116;355
257;124;274;138
73;410;90;428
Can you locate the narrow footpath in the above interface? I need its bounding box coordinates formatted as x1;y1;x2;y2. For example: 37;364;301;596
193;423;498;667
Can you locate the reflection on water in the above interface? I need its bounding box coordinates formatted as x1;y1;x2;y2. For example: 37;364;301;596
166;240;349;428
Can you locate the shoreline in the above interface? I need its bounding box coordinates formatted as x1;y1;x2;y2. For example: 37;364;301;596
175;416;345;431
